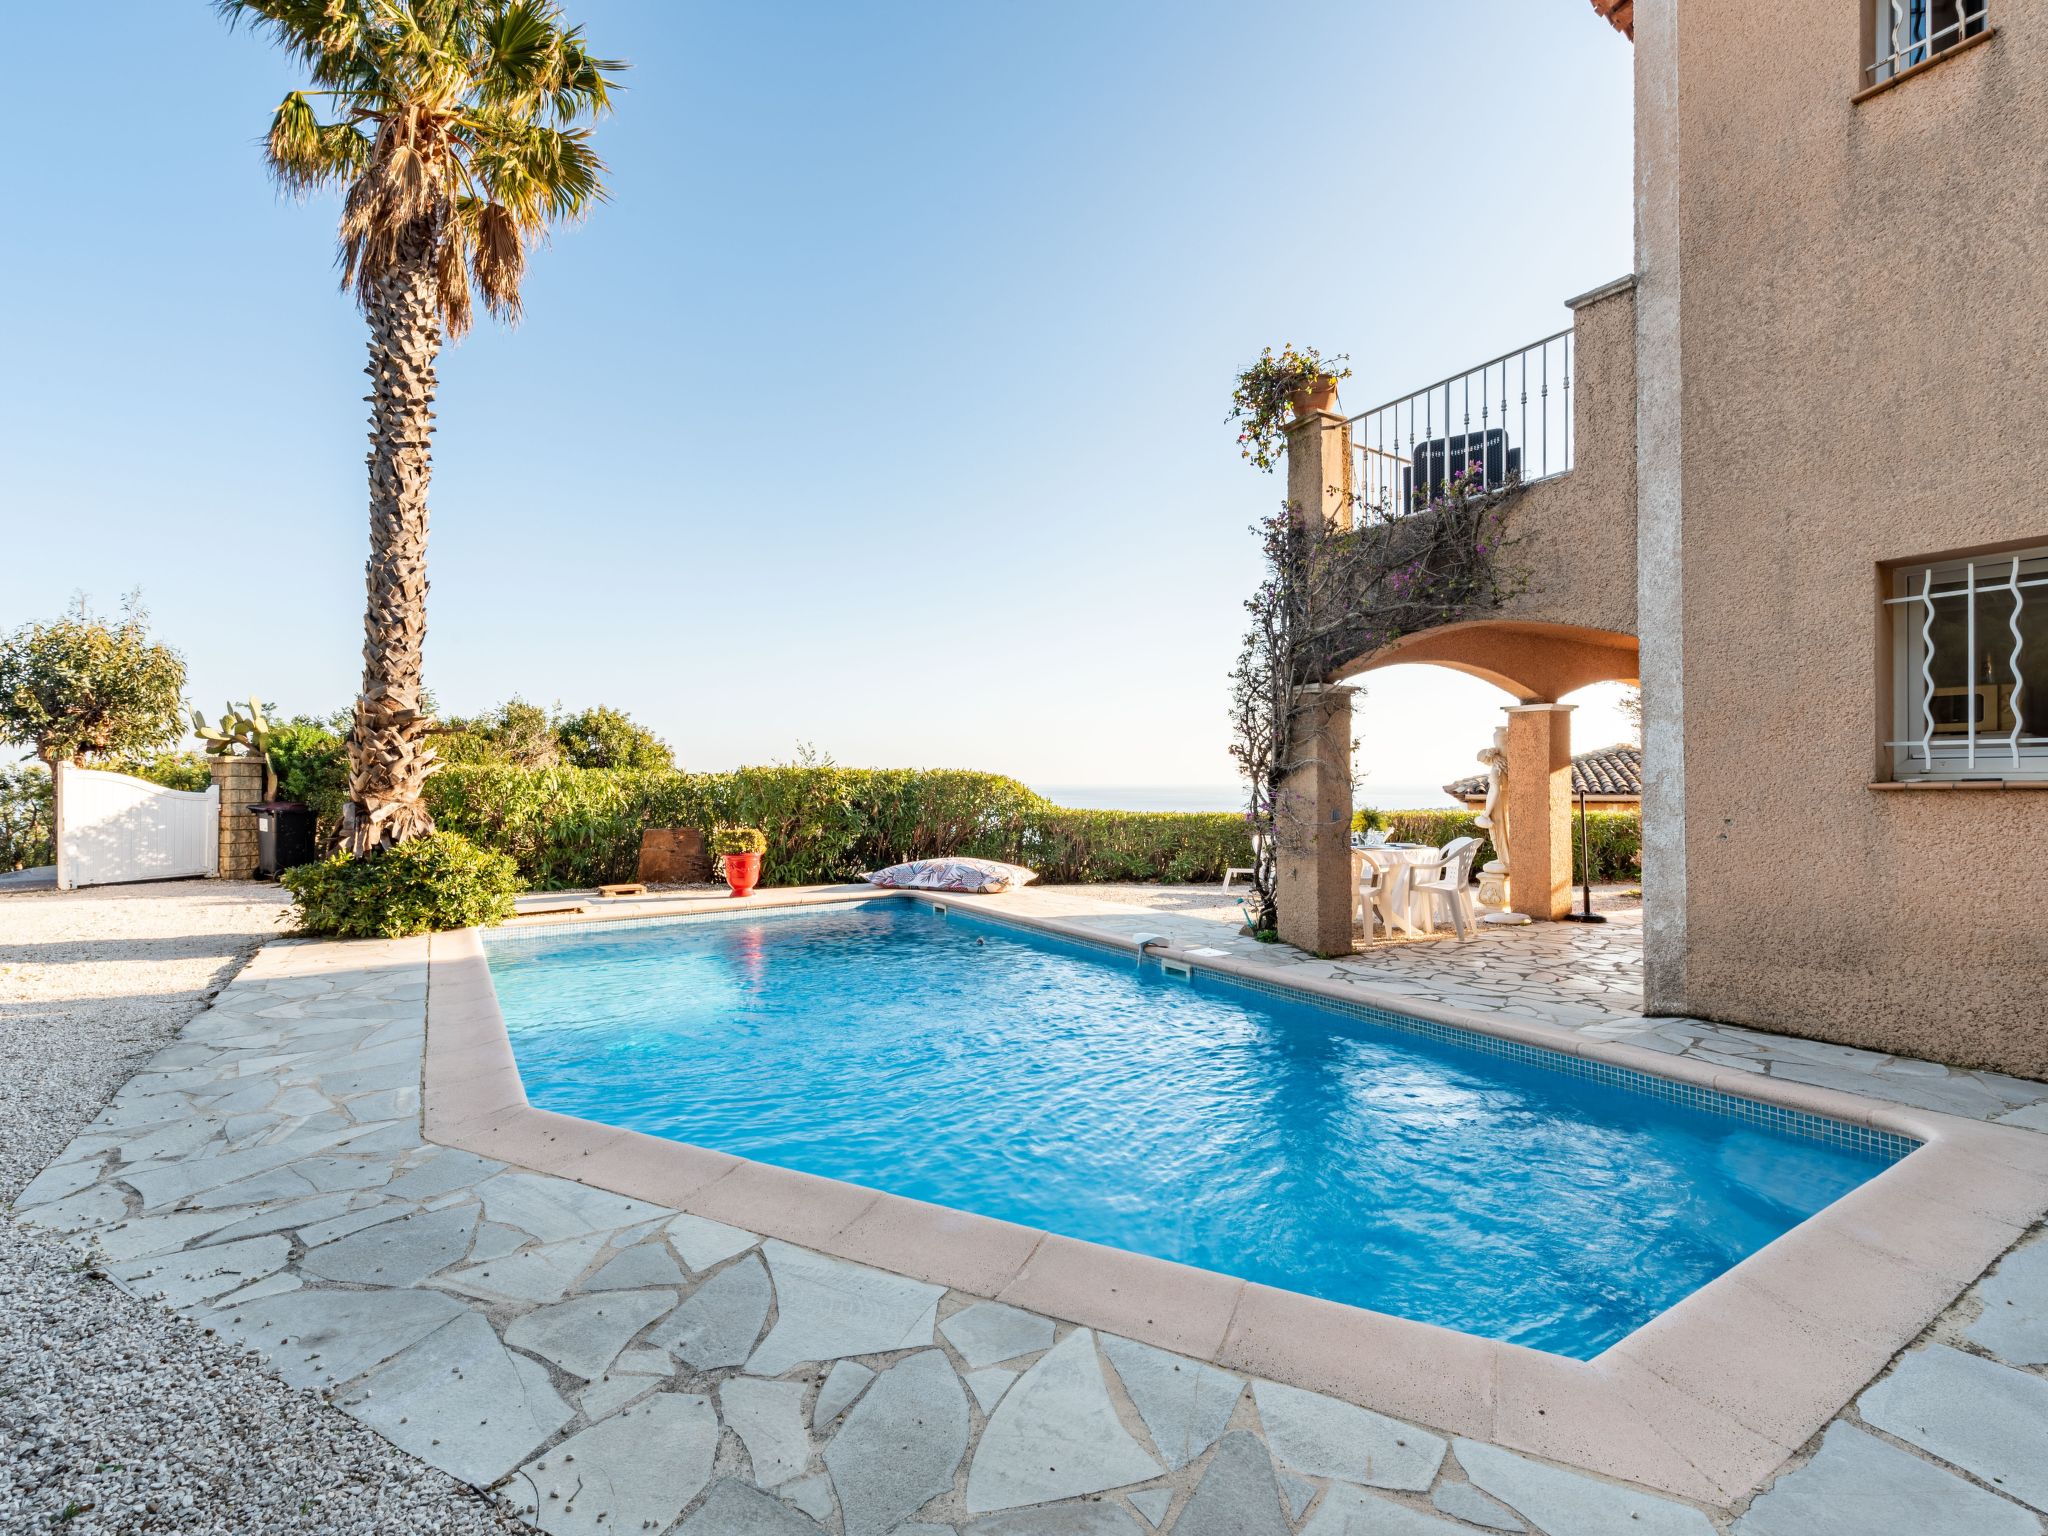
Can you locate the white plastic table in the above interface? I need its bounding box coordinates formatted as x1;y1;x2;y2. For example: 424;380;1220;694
1352;844;1442;936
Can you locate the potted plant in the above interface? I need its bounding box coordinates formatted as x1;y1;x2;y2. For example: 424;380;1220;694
712;826;767;898
1228;344;1353;472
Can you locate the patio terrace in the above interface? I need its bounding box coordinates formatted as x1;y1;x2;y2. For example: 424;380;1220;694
7;878;2047;1536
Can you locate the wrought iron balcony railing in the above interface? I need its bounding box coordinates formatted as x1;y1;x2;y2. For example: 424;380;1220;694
1348;329;1572;524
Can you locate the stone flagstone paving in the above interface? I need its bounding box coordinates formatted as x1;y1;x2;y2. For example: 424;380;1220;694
9;921;2048;1535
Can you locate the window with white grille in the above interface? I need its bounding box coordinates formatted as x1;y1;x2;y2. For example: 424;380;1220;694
1870;0;1989;84
1887;547;2048;781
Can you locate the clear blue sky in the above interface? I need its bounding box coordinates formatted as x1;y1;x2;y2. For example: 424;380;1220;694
1;2;1635;799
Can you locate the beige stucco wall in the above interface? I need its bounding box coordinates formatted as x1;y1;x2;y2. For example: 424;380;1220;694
1496;278;1640;641
1651;1;2048;1075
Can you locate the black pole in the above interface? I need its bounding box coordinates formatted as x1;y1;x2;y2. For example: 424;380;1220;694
1560;784;1607;923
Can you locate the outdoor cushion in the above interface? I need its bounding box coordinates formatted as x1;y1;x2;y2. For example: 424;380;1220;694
862;857;1039;894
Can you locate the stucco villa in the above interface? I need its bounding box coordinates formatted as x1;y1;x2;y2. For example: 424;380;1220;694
1445;744;1642;814
1277;0;2045;1081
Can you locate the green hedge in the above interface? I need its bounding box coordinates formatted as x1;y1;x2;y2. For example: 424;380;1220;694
1018;810;1255;885
423;766;1256;890
1354;806;1641;884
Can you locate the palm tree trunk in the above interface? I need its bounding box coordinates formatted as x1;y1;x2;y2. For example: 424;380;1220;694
342;217;443;854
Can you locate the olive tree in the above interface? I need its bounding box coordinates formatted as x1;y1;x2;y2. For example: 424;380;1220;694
0;596;187;770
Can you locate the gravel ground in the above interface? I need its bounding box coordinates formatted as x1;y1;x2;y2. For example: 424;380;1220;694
0;881;524;1535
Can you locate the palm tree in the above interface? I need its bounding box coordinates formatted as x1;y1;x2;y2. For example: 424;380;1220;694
221;1;623;853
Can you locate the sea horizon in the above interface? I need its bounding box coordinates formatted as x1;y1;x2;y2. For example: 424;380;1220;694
1034;783;1462;813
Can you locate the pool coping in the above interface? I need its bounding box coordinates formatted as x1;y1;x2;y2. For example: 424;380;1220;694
423;885;2048;1507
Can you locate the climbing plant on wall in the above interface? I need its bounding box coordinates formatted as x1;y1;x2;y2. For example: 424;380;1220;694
1228;464;1526;935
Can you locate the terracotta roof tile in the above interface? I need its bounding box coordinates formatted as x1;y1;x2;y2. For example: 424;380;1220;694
1589;0;1634;39
1443;744;1641;802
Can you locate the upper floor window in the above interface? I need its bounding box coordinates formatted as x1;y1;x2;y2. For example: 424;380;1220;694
1887;546;2048;781
1869;0;1989;85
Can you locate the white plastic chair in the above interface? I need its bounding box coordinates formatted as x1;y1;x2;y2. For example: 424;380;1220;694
1222;832;1265;892
1354;851;1388;939
1407;836;1481;940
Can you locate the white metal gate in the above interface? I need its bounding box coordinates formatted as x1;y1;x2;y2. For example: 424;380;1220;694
55;762;219;889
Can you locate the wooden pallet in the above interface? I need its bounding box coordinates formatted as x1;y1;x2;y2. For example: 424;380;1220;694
596;883;649;899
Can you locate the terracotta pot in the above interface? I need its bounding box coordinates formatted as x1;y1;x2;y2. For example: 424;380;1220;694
724;851;762;898
1288;376;1341;418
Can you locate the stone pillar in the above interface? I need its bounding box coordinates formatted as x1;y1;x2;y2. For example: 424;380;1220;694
1276;684;1357;957
1284;405;1354;532
1273;405;1357;955
212;755;266;880
1503;703;1575;920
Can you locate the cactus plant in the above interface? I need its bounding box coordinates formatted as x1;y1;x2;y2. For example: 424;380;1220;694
192;697;278;800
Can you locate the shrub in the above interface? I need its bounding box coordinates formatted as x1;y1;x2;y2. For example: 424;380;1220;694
0;766;53;870
555;706;673;770
1353;806;1641;883
434;699;672;771
268;720;351;847
438;697;559;768
423;765;1257;890
281;832;519;938
711;826;767;857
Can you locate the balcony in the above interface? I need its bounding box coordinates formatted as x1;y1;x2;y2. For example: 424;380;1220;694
1282;274;1639;703
1348;328;1575;523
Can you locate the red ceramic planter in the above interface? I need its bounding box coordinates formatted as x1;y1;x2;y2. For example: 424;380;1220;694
724;851;762;898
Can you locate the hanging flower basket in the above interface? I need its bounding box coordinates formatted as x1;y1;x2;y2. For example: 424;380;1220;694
1229;344;1353;472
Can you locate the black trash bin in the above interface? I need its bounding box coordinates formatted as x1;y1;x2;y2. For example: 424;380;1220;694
248;802;319;878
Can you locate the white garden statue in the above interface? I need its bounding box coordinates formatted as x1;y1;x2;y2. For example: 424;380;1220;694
1473;727;1531;925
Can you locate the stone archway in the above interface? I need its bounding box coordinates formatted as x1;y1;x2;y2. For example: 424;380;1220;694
1348;620;1638;924
1277;619;1638;954
1338;619;1640;704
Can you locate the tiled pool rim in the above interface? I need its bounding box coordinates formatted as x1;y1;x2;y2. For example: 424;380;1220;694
424;884;2048;1505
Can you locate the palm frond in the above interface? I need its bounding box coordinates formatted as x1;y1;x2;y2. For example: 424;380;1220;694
546;25;625;123
216;0;369;69
476;1;555;98
458;111;608;229
475;3;623;124
265;92;375;194
451;194;525;325
228;0;619;339
339;103;456;297
434;201;477;337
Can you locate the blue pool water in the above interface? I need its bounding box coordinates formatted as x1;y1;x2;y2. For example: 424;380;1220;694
485;902;1905;1357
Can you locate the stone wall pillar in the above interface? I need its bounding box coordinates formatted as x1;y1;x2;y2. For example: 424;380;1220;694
1503;703;1575;919
1276;684;1357;956
1284;403;1354;532
1273;403;1358;955
212;756;266;880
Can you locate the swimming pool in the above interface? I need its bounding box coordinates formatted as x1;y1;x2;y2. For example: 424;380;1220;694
484;901;1909;1358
